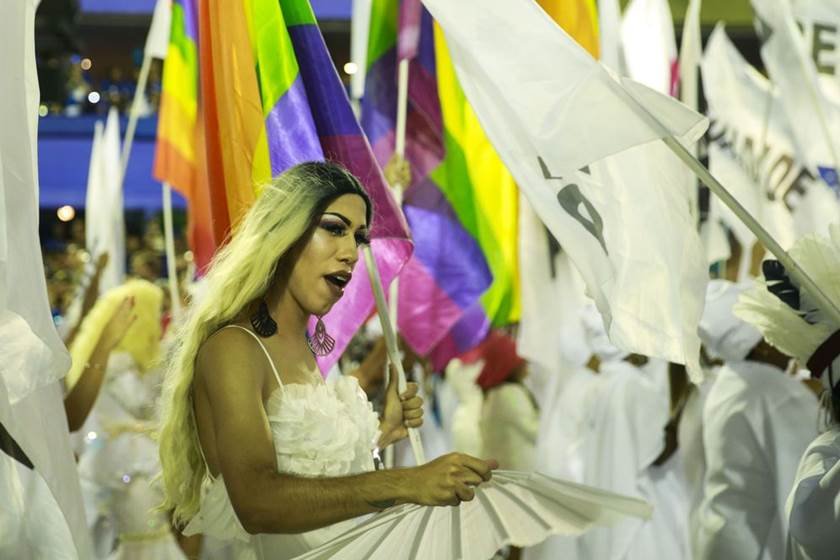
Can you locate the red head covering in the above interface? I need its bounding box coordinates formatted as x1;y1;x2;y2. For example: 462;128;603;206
460;331;525;390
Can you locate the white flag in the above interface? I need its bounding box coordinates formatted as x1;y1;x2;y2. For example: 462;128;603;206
0;0;92;556
516;193;589;376
85;107;126;292
598;0;624;72
787;0;840;105
753;0;840;186
144;0;172;60
679;0;703;112
702;24;840;250
621;0;678;95
421;0;709;376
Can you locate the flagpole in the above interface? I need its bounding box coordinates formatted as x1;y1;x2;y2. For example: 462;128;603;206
379;57;413;468
119;54;153;186
363;244;427;465
388;58;410;336
162;182;183;320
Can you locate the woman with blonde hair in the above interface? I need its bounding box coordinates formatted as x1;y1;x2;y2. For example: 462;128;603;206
158;161;496;559
69;278;187;559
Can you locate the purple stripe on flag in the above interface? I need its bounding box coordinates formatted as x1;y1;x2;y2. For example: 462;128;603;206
360;47;398;149
397;257;465;354
416;9;436;76
265;76;324;175
288;24;361;137
429;304;491;370
181;0;198;42
403;182;490;309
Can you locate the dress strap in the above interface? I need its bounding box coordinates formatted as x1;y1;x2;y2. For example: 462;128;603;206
222;324;284;388
191;406;215;481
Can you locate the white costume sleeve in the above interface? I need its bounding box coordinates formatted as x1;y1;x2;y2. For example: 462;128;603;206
696;405;774;559
787;430;840;560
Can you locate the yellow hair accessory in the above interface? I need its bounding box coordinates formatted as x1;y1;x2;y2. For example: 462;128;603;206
67;279;164;390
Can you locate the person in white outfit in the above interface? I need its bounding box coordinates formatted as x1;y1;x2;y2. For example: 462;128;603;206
472;331;539;473
157;163;497;560
69;279;187;560
526;304;689;560
732;229;840;560
695;280;820;560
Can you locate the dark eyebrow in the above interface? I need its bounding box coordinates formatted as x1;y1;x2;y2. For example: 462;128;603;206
323;211;367;231
322;212;352;226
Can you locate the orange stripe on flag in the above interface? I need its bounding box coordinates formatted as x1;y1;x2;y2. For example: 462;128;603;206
537;0;599;58
200;0;262;236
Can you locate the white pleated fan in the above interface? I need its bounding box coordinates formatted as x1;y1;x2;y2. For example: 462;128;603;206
734;224;840;368
292;470;652;560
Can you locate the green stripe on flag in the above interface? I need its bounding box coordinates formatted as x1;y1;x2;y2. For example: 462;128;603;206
170;3;197;79
366;0;398;71
247;0;300;114
280;0;318;27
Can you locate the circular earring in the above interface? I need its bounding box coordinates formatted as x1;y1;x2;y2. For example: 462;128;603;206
250;301;278;337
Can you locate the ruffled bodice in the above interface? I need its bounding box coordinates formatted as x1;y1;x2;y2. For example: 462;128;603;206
184;374;380;560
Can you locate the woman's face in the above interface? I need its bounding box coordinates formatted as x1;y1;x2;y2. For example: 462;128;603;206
286;194;370;316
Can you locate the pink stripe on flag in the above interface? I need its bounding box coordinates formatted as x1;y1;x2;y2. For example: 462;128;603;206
397;257;465;354
398;0;423;60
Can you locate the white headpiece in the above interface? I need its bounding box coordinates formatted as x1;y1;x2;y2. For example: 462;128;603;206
735;225;840;386
699;279;763;363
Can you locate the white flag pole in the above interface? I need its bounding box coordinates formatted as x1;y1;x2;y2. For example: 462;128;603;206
379;57;413;468
162;182;183;319
119;54;152;186
363;245;426;465
388;58;410;336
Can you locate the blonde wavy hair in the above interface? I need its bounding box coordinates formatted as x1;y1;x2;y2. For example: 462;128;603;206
158;162;371;525
67;279;163;389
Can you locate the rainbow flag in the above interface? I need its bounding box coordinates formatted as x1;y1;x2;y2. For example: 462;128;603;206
154;0;218;269
361;1;521;365
158;0;412;371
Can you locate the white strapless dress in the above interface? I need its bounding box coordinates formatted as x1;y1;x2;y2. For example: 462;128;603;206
184;373;381;560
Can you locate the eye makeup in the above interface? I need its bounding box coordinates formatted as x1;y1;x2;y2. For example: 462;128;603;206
319;217;370;247
354;230;371;247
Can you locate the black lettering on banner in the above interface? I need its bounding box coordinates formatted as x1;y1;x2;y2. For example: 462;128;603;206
781;167;815;211
768;153;795;199
812;22;837;75
538;156;608;255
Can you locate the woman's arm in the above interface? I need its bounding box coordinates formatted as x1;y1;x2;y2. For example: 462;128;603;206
64;252;109;348
197;331;495;535
64;296;136;431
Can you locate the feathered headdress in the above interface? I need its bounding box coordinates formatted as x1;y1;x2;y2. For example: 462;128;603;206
734;224;840;382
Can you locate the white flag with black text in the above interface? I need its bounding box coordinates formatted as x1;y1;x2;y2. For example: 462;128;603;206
702;24;840;251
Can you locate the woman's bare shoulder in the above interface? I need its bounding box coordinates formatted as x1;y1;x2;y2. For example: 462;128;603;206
196;324;266;387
